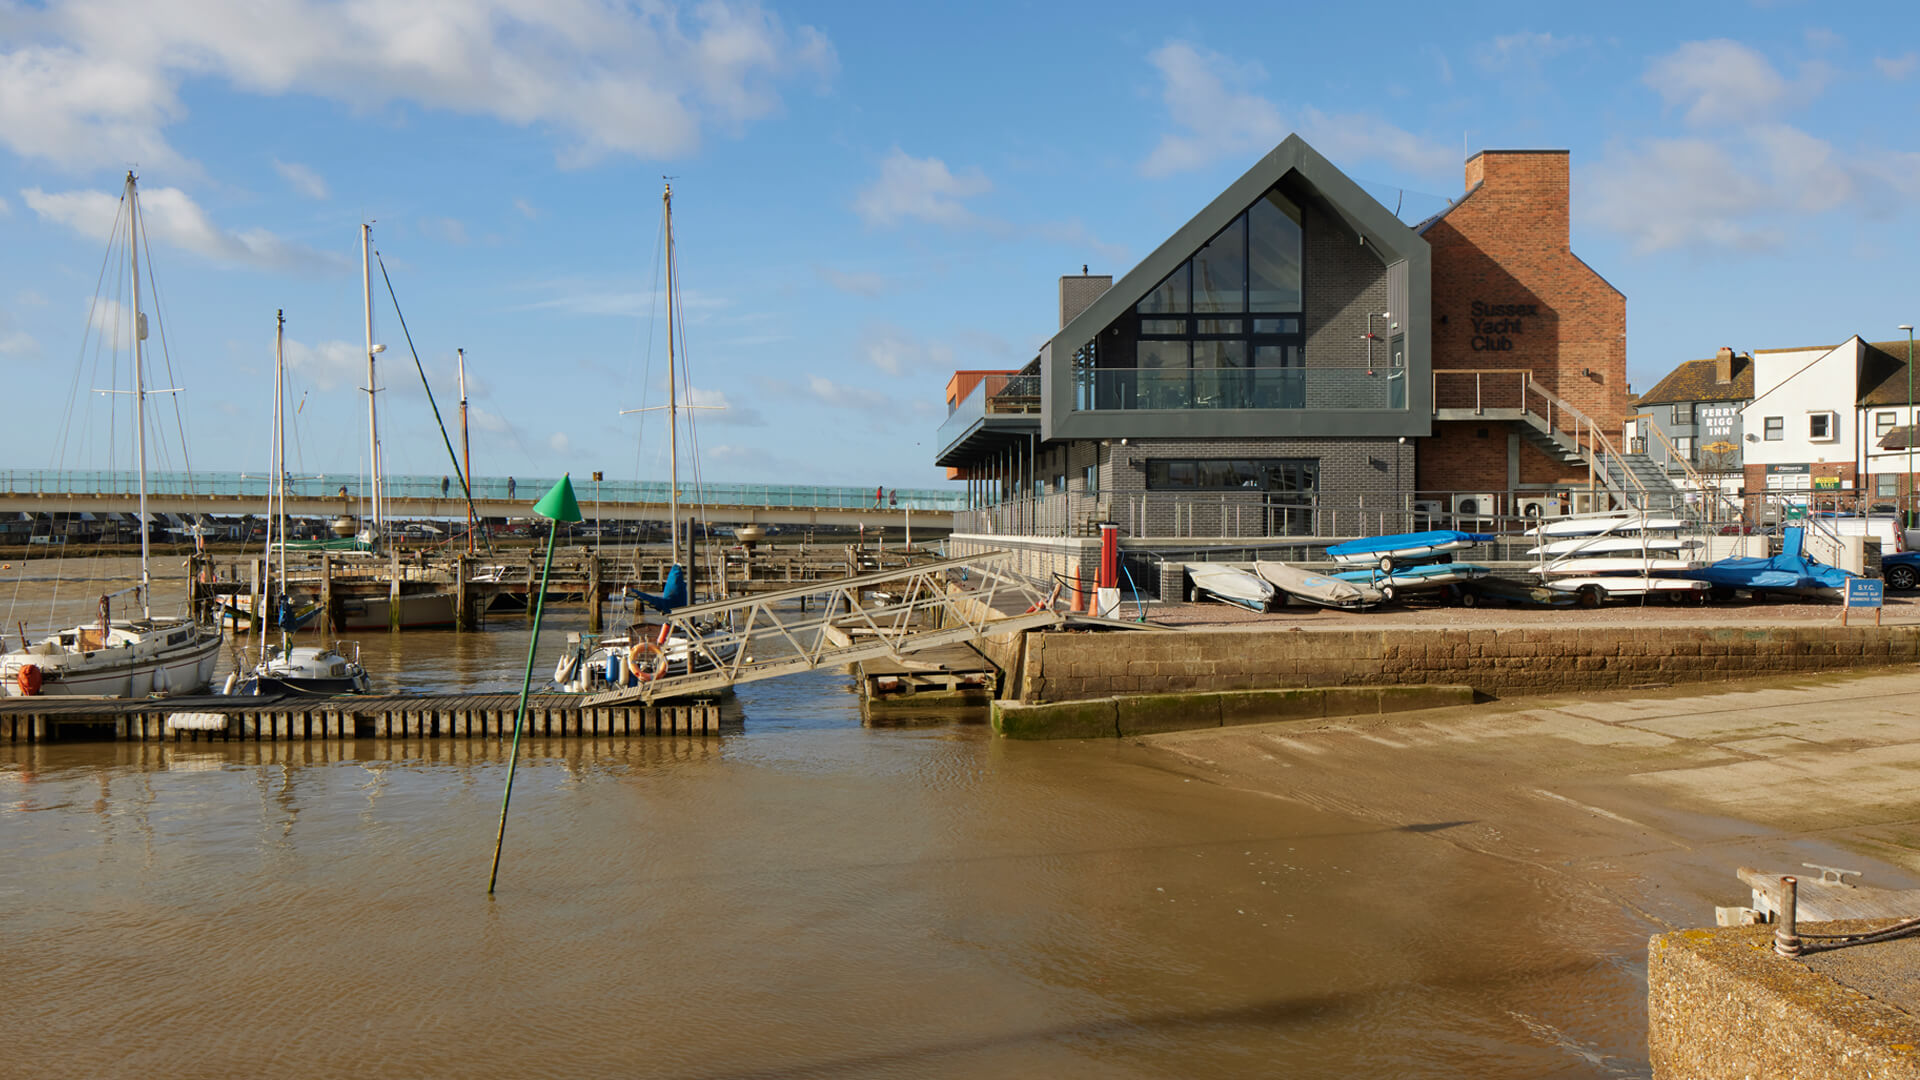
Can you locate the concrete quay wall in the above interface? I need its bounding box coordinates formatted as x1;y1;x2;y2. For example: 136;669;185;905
1017;625;1920;703
1649;925;1920;1079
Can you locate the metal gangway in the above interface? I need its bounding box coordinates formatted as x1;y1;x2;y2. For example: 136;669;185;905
584;551;1063;705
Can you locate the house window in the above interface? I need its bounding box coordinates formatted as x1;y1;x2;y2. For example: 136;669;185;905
1673;402;1694;425
1879;411;1898;439
1763;416;1783;440
1809;412;1836;441
1083;465;1097;493
1670;436;1694;463
1878;473;1900;497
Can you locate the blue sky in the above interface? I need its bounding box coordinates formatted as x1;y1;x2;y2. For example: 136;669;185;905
1;0;1917;490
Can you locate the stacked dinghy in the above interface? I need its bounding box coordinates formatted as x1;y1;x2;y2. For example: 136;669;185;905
1525;512;1707;606
1322;530;1496;601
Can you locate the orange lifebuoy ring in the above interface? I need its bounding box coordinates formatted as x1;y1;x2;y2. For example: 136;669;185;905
627;640;668;683
17;663;42;696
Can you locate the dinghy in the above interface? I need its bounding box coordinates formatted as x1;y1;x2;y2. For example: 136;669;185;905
1253;561;1385;610
1526;513;1686;537
1682;526;1852;600
1326;530;1495;569
1459;576;1575;607
1527;536;1697;557
1186;563;1275;611
1334;562;1493;594
1530;557;1697;577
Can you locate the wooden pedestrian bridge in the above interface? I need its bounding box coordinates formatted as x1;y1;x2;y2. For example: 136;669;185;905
0;552;1156;742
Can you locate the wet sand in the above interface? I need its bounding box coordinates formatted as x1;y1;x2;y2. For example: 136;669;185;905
1143;668;1920;937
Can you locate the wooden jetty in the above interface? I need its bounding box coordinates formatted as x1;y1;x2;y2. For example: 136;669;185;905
856;643;998;712
0;692;724;743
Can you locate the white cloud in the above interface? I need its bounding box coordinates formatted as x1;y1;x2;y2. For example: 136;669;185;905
803;375;895;412
1642;39;1789;126
423;217;468;245
549;432;571;454
853;148;991;227
815;265;889;297
17;289;46;307
0;303;35;357
1141;41;1452;179
0;193;9;215
281;337;366;392
1475;31;1580;73
679;384;766;427
513;198;540;219
1586;39;1920;254
24;183;346;271
858;323;954;376
272;158;329;199
0;1;836;172
1877;53;1919;80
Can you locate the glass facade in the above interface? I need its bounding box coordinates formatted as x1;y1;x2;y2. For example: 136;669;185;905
1071;184;1394;414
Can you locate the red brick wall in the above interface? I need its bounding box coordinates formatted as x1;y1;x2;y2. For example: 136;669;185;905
1423;151;1627;492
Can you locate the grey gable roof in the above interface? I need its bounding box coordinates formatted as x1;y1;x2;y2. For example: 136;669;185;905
1047;134;1428;358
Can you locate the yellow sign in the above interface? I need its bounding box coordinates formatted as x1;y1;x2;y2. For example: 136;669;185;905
1813;476;1841;490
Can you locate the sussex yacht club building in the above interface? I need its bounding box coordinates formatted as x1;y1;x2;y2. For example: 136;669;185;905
934;134;1639;587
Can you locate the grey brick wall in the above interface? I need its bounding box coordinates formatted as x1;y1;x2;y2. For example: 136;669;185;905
1303;199;1392;410
1059;274;1113;330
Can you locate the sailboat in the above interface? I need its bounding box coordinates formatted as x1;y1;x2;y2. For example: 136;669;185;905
232;225;458;629
232;312;372;696
553;182;739;693
0;172;223;697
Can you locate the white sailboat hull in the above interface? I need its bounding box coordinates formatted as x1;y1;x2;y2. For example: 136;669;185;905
1527;537;1696;557
1546;577;1711;597
1527;515;1687;537
2;621;222;698
1186;564;1275;610
1531;558;1697;577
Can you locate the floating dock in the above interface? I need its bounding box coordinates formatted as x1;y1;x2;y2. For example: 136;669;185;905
0;692;724;742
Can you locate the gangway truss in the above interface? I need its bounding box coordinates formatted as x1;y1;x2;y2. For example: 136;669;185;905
583;550;1062;705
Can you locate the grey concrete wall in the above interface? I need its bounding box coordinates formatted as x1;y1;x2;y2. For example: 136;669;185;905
1016;625;1920;702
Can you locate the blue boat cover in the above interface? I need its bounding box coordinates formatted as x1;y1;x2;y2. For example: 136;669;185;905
631;563;689;614
1684;527;1852;592
1326;530;1496;559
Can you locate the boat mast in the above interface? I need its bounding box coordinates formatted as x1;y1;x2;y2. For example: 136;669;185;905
459;347;473;555
664;182;680;569
127;171;151;621
362;223;382;551
273;310;288;631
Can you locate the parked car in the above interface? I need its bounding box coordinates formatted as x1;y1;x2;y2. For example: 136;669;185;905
1883;551;1920;591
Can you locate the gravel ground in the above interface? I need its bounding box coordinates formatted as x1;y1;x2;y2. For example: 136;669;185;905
1137;591;1920;631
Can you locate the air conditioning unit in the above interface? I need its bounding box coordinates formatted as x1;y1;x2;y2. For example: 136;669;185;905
1411;499;1445;529
1451;493;1497;520
1569;490;1608;514
1516;496;1558;519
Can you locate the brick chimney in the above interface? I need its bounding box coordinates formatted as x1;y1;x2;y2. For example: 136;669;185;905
1059;268;1112;329
1462;150;1570;246
1715;346;1734;384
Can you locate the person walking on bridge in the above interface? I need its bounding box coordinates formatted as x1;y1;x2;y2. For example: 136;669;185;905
441;475;450;498
874;484;884;508
889;489;897;508
508;476;517;500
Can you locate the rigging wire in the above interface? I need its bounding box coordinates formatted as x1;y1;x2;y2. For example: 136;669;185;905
372;248;494;557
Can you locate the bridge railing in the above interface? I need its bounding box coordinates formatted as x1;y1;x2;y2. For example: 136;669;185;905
0;469;965;513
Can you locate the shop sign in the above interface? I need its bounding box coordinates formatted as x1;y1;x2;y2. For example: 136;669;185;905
1766;463;1811;474
1468;301;1538;352
1813;476;1842;490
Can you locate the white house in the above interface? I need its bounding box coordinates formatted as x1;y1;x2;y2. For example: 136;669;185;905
1738;336;1914;509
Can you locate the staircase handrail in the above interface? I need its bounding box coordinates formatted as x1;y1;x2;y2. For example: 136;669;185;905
1520;374;1645;504
1625;412;1738;523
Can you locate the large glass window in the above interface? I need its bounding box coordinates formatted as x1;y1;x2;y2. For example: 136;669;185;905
1247;191;1303;312
1089;184;1326;411
1191;216;1246;313
1146;457;1317;492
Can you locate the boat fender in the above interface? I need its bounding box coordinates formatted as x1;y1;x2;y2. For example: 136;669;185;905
222;672;238;696
16;663;42;696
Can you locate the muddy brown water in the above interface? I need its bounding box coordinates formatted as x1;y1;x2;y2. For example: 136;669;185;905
3;558;1652;1078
